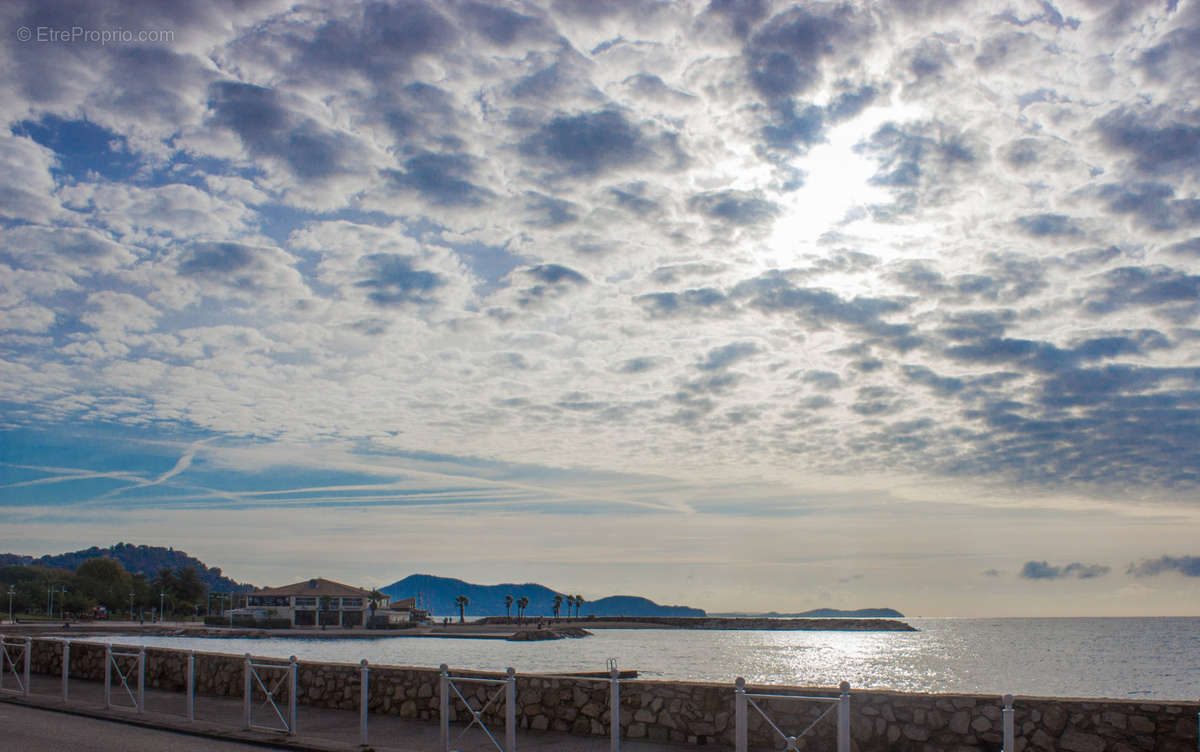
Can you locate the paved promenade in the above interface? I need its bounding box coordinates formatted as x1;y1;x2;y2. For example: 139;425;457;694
0;672;707;751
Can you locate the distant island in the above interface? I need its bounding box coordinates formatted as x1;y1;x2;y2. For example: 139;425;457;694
381;573;705;618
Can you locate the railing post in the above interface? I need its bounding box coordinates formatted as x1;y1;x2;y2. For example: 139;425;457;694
360;660;369;747
62;640;70;702
23;637;31;697
837;681;850;752
505;667;516;752
288;655;298;736
187;652;195;721
104;644;112;710
440;664;450;752
734;677;747;752
137;646;145;713
1002;694;1014;752
243;654;251;730
610;664;621;752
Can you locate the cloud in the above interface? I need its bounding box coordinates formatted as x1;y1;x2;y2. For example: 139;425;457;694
1095;107;1200;176
689;190;780;226
1020;561;1111;580
1126;555;1200;578
697;341;759;371
355;254;445;306
519;110;670;177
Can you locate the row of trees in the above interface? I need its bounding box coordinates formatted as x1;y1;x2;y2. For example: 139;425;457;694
449;593;587;623
1;559;211;621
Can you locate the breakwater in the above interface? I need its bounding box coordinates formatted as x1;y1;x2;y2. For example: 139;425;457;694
18;638;1197;750
528;616;918;631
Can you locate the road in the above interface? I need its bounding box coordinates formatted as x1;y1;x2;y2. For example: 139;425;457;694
0;703;265;752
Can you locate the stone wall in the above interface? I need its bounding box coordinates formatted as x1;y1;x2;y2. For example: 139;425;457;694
22;638;1200;751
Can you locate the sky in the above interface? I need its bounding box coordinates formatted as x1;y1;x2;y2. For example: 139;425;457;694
1;0;1199;617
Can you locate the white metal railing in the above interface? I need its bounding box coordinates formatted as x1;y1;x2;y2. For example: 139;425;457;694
1002;694;1014;752
243;653;297;735
3;636;1039;752
735;677;850;752
440;663;516;752
104;644;145;713
0;635;31;697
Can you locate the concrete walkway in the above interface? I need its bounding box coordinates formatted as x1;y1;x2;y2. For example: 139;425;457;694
1;673;710;752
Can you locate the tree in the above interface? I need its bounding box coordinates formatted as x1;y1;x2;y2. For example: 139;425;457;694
575;594;584;617
552;594;562;618
517;596;529;622
455;595;469;623
565;595;575;619
504;595;514;623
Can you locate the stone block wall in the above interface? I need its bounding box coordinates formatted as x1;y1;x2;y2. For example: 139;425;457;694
21;638;1200;751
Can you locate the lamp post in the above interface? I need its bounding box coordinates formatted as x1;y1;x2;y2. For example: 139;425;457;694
7;586;14;624
160;591;166;624
57;587;67;619
129;592;135;622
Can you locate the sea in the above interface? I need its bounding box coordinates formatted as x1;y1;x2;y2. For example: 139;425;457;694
83;617;1199;701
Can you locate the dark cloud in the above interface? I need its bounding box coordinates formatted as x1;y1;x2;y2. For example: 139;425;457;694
609;183;660;216
902;364;965;396
858;121;978;213
616;357;660;374
689;190;780;226
1021;561;1110;579
802;370;842;390
1084;266;1200;315
1093;182;1200;232
703;0;770;37
634;288;732;318
517;264;588;306
355;253;444;306
994;1;1080;29
650;263;725;285
851;385;900;416
1016;213;1083;237
1096;107;1200;176
1165;237;1200;256
732;271;916;348
697;341;759;371
519;110;658;177
525;264;587;285
457;1;545;46
179;242;254;276
945;331;1169;373
1126;555;1200;577
207;81;367;179
384;151;493;207
761;100;826;152
524;192;579;227
1002;138;1043;168
276;1;457;82
746;4;871;99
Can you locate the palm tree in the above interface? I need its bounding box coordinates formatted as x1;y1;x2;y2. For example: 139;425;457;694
574;594;584;617
517;596;529;622
565;595;575;619
454;595;469;623
552;594;563;618
505;595;514;623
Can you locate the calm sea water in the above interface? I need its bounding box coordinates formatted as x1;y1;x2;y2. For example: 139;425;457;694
86;617;1199;700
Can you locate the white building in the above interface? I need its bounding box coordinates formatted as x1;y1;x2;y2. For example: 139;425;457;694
245;578;388;628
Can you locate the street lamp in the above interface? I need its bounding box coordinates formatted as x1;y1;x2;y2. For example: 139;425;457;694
57;587;67;619
159;591;166;624
129;592;135;622
7;587;14;624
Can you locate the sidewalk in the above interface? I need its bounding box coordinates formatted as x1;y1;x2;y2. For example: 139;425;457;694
1;672;710;752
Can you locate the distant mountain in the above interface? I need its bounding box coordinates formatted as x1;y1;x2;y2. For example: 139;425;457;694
709;608;905;618
380;574;705;618
0;543;253;592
